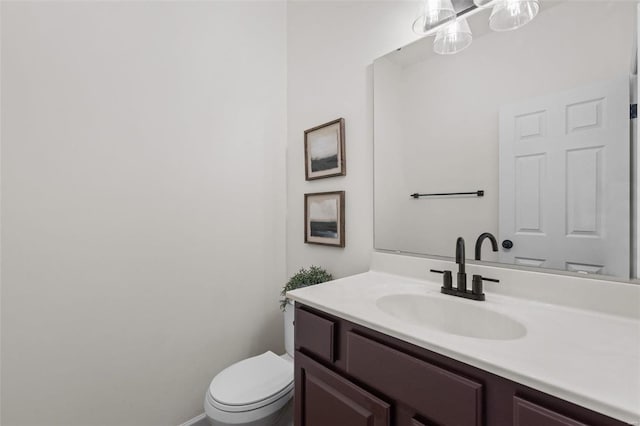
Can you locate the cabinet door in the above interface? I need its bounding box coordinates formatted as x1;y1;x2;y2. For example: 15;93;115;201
514;397;589;426
295;351;390;426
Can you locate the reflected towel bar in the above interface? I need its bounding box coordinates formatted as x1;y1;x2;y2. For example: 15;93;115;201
410;190;484;199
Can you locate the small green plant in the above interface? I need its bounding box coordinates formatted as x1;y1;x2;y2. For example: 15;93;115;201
280;266;332;311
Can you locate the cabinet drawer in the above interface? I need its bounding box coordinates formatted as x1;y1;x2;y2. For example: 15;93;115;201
296;351;390;426
347;332;483;426
295;308;336;363
514;397;588;426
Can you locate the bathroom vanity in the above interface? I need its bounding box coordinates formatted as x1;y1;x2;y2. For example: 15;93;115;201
287;266;640;426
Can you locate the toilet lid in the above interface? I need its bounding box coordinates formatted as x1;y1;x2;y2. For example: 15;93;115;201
209;351;293;409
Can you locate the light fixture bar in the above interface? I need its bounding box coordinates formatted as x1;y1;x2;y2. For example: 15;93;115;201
415;2;484;37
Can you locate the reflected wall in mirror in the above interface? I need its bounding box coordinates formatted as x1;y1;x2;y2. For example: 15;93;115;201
374;0;637;280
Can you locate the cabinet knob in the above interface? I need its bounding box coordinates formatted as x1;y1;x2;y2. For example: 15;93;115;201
502;239;514;249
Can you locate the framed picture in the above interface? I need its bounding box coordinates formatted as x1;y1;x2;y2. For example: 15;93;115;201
304;191;345;247
304;118;346;180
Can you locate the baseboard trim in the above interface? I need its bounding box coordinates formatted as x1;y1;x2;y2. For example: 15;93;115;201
178;413;207;426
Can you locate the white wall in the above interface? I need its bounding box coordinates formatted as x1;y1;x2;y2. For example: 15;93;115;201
286;1;419;278
1;2;286;425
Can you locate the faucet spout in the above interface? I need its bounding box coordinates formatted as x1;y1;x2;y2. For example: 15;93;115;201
455;237;467;291
431;236;499;301
475;232;498;261
455;237;465;273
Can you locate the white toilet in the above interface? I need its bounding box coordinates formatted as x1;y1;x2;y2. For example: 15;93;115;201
204;305;295;426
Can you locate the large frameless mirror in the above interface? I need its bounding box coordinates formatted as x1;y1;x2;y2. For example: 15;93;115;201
374;0;638;281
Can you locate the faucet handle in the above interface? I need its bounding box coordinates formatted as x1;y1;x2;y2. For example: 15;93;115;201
430;269;453;290
471;274;499;299
472;274;500;284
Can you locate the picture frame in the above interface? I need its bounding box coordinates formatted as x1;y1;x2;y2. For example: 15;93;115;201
304;118;346;180
304;191;345;247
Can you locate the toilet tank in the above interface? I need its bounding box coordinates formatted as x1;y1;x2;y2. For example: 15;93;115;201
284;302;295;357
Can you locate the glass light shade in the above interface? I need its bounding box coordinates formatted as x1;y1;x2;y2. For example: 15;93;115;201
412;0;457;34
489;0;540;32
433;18;473;55
473;0;496;7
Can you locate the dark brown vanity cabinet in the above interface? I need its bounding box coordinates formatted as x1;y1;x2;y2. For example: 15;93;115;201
294;304;631;426
296;352;391;426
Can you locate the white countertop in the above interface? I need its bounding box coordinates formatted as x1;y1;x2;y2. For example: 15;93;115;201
288;271;640;425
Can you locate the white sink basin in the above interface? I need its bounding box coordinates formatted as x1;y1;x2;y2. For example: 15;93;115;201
376;294;527;340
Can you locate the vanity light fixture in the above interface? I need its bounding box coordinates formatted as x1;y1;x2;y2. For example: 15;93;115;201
433;18;473;55
412;0;457;34
415;0;541;55
488;0;540;31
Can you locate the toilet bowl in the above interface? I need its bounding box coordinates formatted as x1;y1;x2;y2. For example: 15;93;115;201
204;305;295;426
